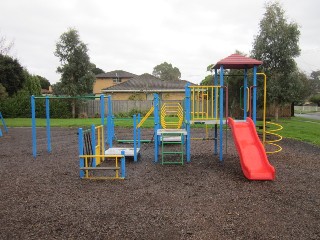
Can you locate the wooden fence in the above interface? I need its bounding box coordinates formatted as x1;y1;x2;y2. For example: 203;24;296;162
79;99;292;118
294;105;319;113
79;100;154;117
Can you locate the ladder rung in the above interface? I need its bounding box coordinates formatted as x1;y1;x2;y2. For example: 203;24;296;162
80;167;120;170
163;151;183;154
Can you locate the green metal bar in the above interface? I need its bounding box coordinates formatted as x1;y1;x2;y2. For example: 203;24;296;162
117;139;152;143
162;162;183;165
33;95;100;99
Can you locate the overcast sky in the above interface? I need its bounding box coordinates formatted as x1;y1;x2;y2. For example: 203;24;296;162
1;0;319;84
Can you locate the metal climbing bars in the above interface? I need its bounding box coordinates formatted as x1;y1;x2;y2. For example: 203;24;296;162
188;85;227;122
160;102;183;129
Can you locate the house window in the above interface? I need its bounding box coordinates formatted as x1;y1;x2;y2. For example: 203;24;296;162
113;78;121;83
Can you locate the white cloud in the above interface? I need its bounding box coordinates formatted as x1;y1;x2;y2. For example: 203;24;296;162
0;0;319;85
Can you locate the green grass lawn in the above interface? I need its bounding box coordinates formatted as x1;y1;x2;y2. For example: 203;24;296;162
3;116;320;147
277;117;320;146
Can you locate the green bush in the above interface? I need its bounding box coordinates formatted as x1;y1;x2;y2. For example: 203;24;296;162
310;94;320;106
0;93;73;118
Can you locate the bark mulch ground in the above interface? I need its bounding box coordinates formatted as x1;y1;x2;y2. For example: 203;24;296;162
0;127;319;239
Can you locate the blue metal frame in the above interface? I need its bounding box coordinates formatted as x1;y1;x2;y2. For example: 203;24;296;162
138;113;141;149
107;95;113;148
243;68;248;119
153;93;160;162
120;150;126;178
45;96;51;153
253;66;257;124
219;66;224;162
133;114;137;162
185;84;191;163
31;95;37;158
214;69;218;118
0;112;8;133
100;94;105;126
91;124;96;167
78;128;85;178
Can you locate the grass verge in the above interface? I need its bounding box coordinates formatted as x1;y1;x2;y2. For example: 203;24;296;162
3;116;320;147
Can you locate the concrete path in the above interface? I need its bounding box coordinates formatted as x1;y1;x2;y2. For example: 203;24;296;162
295;112;320;121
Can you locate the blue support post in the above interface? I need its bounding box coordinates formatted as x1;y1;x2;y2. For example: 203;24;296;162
78;128;85;178
153;93;160;162
219;66;224;162
214;69;218;154
185;84;191;163
133;114;137;162
31;95;37;158
138;113;141;148
107;95;113;148
214;69;218;118
0;112;8;133
45;96;51;153
243;69;248;119
214;124;218;155
100;94;105;126
91;124;96;167
120;150;126;178
253;66;257;125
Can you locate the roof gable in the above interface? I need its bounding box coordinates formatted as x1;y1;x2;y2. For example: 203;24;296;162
213;54;262;69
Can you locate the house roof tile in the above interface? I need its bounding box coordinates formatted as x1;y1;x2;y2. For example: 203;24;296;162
102;73;195;92
96;70;137;78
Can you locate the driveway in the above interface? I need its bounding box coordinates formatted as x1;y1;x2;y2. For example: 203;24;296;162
295;112;320;121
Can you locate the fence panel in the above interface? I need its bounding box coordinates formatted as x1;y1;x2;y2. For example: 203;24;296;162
294;105;319;113
79;100;154;117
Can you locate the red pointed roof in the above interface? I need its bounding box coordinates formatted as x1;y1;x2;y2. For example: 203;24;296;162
213;54;262;69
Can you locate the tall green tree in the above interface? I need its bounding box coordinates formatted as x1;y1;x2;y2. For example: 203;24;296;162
0;54;26;96
54;28;95;118
0;83;8;100
92;66;105;75
251;1;301;120
37;75;51;90
152;62;181;81
23;71;41;95
310;70;320;92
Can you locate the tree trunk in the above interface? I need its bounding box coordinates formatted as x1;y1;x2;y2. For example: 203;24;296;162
274;105;279;122
72;99;76;118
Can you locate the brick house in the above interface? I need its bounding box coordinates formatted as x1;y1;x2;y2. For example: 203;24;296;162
101;73;195;100
93;70;137;95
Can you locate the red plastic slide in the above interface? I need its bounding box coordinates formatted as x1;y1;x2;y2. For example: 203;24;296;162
228;117;275;180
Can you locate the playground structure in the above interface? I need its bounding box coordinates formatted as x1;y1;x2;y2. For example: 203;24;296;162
149;54;281;180
78;124;126;180
30;54;282;181
31;94;140;179
31;95;106;158
0;112;8;137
